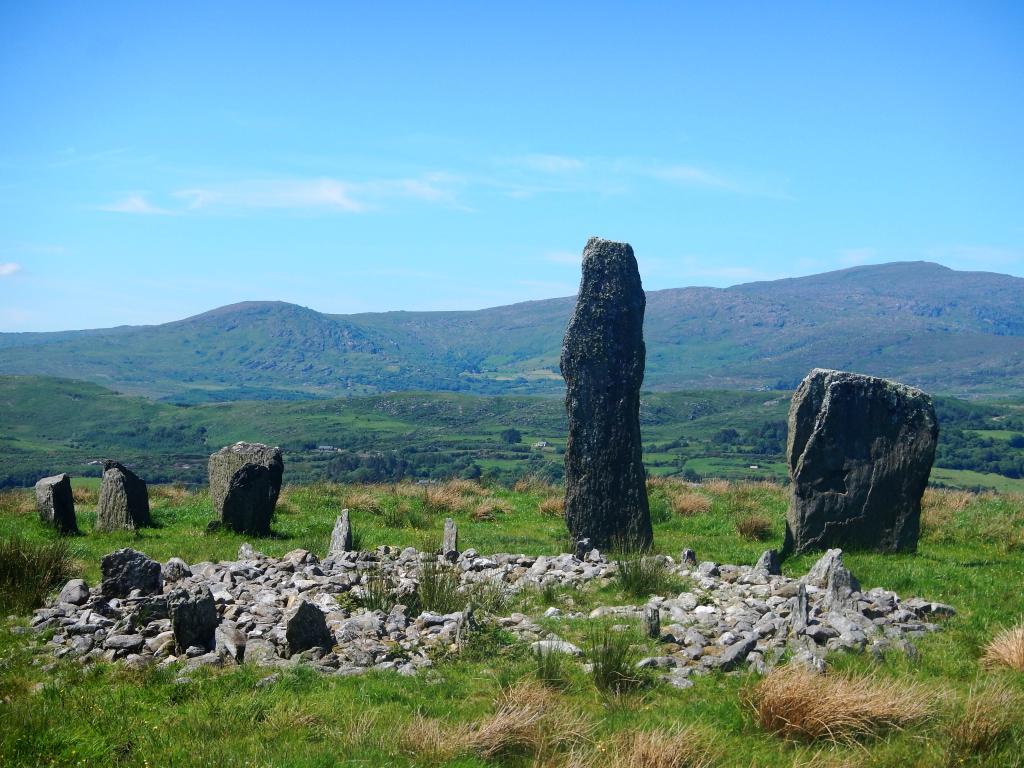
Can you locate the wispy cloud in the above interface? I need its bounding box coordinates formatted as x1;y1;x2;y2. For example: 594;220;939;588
507;154;585;173
0;262;21;277
98;193;175;215
543;249;582;265
644;164;737;191
838;247;879;266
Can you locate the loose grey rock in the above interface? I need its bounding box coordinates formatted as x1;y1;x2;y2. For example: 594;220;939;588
95;460;151;532
244;638;280;666
59;579;89;606
680;549;697;567
284;599;333;655
784;369;938;554
35;473;78;534
643;605;660;639
329;509;353;555
162;557;192;583
754;549;781;576
561;237;652;549
168;585;218;651
208;442;283;535
531;639;583;656
100;548;161;598
215;620;246;663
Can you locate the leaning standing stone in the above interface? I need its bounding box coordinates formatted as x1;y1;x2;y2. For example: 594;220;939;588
95;460;151;532
442;517;458;560
561;237;652;550
34;473;78;534
784;369;938;554
208;442;283;535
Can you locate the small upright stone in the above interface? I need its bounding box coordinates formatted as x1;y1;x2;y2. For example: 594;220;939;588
100;548;162;598
168;585;219;651
284;599;333;655
442;518;458;560
754;549;782;576
208;442;283;535
643;605;660;639
34;473;77;534
95;461;151;532
785;369;938;554
561;237;652;550
680;549;697;567
329;509;353;555
573;538;592;561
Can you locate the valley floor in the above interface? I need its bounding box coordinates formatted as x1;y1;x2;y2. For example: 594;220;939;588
1;480;1023;767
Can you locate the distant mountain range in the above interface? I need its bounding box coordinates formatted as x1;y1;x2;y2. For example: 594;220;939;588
1;261;1022;401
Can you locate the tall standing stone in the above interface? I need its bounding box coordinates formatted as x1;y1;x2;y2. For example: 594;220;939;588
34;473;78;535
784;369;938;554
329;509;353;555
95;461;151;532
561;237;652;550
208;442;283;535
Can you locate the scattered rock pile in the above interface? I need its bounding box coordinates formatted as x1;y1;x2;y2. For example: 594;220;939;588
31;541;953;686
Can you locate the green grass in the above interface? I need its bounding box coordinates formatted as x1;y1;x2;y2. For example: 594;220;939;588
1;480;1023;766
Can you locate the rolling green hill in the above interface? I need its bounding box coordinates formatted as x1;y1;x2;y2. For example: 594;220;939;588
3;376;1023;492
1;261;1022;401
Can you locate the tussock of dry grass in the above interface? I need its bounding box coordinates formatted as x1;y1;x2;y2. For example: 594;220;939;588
514;476;559;495
747;665;932;744
947;680;1021;763
149;483;195;504
399;715;470;763
607;727;716;768
71;485;98;506
670;491;712;516
342;489;381;513
424;485;470;514
470;498;512;522
445;478;487;496
0;489;35;517
700;479;732;495
468;681;594;760
538;496;565;517
982;620;1024;672
736;514;773;541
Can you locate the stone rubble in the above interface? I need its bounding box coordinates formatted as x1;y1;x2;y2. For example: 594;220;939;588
30;544;954;687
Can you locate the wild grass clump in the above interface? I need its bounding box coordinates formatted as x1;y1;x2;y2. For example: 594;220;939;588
468;680;593;759
471;497;513;522
416;553;464;614
945;680;1021;765
609;727;716;768
587;625;644;694
513;476;559;495
736;514;773;541
0;489;35;517
149;483;195;504
0;534;78;614
538;496;565;517
981;619;1024;671
361;570;398;613
71;485;98;506
614;552;674;598
746;665;932;744
533;644;573;689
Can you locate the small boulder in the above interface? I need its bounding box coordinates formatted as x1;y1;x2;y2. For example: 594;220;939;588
284;599;333;655
214;620;246;663
35;473;78;534
754;549;782;576
208;442;283;535
162;557;192;583
100;548;162;598
168;585;219;651
58;579;89;606
95;461;151;532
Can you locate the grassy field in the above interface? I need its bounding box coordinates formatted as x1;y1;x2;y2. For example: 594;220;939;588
1;480;1023;767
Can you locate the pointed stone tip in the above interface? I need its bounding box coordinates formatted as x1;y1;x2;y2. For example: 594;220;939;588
583;236;633;257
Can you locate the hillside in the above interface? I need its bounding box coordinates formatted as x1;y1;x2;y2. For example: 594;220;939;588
1;262;1023;400
3;376;1023;492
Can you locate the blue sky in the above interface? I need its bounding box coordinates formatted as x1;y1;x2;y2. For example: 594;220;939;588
0;1;1021;331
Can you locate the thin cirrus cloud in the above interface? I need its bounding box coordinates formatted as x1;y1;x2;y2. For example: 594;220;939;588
0;262;22;277
97;193;175;215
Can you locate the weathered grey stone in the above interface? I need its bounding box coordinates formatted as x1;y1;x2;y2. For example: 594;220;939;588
329;509;353;555
784;369;938;554
561;237;652;550
162;557;192;583
59;579;89;606
214;620;246;663
208;442;283;535
284;599;333;655
643;605;660;639
754;549;782;576
530;639;583;656
805;549;860;593
442;517;458;559
100;548;161;598
573;538;592;561
35;473;78;534
680;549;697;567
95;461;151;532
168;585;218;651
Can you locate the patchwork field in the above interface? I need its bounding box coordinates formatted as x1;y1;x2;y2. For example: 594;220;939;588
2;480;1023;767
